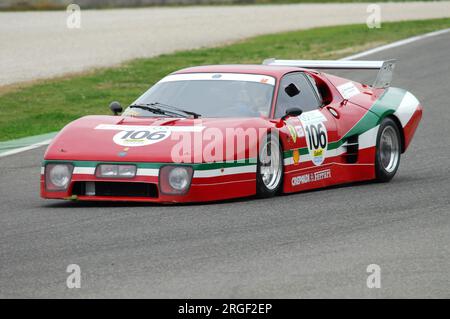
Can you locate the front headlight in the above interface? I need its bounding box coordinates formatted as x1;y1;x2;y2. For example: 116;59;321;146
159;166;193;195
45;163;73;191
169;167;190;190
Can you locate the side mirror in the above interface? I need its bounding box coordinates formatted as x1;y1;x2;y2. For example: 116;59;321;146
281;107;303;121
109;101;122;115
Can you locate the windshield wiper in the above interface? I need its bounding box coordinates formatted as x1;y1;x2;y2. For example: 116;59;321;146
149;102;201;119
129;104;174;117
129;102;201;119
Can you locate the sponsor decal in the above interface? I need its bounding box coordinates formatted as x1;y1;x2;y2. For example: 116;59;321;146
291;169;331;186
313;148;323;158
337;82;360;99
286;124;297;143
118;147;129;157
295;125;305;138
299;110;328;166
292;149;300;165
299;110;327;123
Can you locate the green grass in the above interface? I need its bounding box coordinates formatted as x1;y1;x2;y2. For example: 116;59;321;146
0;18;449;141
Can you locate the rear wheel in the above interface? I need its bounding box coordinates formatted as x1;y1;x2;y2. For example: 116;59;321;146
256;134;283;197
375;117;401;182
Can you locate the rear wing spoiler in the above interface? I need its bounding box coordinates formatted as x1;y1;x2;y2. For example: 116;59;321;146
262;58;396;89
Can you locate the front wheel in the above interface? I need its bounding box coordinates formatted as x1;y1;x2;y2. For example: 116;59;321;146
256;134;283;197
375;117;401;182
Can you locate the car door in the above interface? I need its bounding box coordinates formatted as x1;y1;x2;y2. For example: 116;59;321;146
274;72;339;192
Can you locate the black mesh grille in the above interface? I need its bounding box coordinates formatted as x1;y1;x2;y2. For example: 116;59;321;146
344;135;359;164
72;182;158;198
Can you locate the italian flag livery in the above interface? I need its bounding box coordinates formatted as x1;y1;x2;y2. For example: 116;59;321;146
41;62;422;203
283;83;422;193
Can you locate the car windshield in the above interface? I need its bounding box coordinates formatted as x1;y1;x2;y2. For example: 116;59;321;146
124;73;276;118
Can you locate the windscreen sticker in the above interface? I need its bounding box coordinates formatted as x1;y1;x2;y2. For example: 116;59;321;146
337;82;360;99
299;110;328;166
158;73;276;86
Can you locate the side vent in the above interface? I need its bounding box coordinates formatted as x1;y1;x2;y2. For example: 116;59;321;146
343;135;359;163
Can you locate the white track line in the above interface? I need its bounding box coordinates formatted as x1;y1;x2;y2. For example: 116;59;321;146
1;27;449;159
341;28;450;61
0;139;53;158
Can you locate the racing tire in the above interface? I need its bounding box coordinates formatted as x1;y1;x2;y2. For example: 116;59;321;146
375;117;402;182
256;134;283;198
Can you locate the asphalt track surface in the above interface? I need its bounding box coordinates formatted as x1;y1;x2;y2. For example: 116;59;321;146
1;31;450;298
1;2;450;86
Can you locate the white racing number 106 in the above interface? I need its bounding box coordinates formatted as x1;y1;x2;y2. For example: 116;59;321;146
121;130;167;141
113;129;171;147
304;122;328;165
305;123;327;150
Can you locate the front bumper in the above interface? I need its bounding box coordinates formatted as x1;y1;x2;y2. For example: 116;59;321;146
40;160;257;203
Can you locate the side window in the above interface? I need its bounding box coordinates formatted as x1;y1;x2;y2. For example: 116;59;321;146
305;73;323;105
275;72;321;118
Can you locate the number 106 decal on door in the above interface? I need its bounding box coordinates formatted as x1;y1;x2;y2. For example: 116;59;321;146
299;110;329;166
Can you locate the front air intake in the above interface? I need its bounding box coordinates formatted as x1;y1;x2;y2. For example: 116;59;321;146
72;182;158;198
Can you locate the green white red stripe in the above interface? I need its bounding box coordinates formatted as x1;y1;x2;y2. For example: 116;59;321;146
284;87;420;166
41;160;257;178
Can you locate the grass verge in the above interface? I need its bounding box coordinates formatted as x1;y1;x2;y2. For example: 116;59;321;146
0;18;449;141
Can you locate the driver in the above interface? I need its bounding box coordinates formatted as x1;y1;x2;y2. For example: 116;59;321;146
226;82;261;117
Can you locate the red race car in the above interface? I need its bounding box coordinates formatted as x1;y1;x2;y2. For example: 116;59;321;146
41;59;422;203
